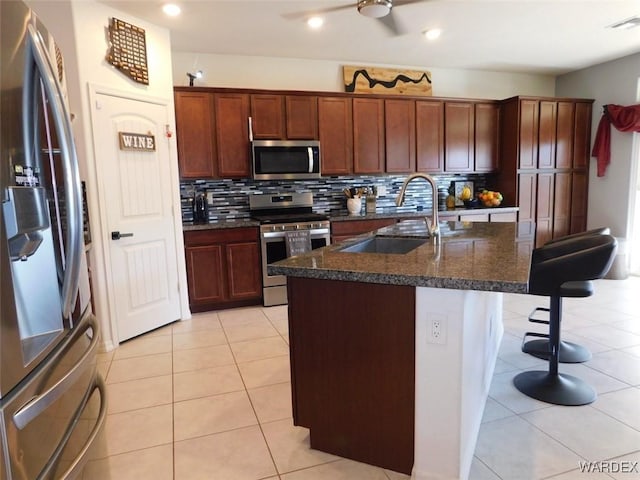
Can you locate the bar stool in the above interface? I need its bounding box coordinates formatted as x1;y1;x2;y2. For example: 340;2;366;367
521;228;610;363
513;234;617;406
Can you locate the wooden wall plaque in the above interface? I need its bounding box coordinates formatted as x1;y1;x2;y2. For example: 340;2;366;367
343;66;432;96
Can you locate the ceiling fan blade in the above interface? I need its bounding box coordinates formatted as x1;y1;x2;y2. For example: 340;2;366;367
377;11;405;36
282;3;353;20
393;0;432;6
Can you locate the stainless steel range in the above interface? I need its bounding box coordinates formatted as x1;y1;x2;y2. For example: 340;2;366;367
250;192;330;306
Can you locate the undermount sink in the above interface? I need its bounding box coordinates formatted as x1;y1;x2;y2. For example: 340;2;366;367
338;236;428;254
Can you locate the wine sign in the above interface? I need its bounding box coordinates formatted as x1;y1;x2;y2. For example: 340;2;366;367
118;132;155;152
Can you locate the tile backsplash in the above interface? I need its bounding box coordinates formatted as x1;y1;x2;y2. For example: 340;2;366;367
180;174;490;223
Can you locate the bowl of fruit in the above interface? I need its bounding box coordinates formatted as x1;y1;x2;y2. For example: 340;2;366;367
477;190;503;208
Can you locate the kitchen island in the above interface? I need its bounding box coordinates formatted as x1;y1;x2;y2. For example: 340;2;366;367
268;220;533;480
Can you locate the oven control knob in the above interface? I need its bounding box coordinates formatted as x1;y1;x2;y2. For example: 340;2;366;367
271;226;277;232
295;224;300;230
280;225;286;231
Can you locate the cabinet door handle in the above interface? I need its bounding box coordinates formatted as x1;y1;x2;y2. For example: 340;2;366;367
248;116;253;142
111;231;134;240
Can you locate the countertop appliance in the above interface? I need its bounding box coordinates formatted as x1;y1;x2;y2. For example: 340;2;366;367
0;1;106;478
250;192;330;306
251;140;321;181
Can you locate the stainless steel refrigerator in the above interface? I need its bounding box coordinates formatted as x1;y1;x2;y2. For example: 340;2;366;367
0;1;107;478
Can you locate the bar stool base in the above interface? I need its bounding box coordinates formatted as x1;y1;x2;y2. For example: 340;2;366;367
513;371;596;406
522;339;592;363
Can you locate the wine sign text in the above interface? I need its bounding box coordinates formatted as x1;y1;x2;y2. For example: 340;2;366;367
118;132;155;151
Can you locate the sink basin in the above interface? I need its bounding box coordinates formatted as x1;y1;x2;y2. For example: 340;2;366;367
338;236;428;254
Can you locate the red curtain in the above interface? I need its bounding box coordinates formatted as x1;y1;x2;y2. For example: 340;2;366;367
592;104;640;177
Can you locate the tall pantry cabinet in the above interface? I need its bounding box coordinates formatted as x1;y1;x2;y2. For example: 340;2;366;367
495;96;593;247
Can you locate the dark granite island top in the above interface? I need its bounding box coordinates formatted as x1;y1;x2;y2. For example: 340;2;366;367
268;219;533;293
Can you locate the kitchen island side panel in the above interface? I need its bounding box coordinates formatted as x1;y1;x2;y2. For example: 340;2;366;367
287;277;416;475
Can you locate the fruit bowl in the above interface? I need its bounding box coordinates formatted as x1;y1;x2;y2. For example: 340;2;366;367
477;190;503;208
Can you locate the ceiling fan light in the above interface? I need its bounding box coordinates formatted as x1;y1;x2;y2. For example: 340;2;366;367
357;0;392;19
307;16;324;29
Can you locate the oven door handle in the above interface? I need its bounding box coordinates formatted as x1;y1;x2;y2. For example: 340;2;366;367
262;229;329;240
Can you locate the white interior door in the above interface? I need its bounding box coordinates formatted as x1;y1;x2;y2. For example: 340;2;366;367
92;94;181;341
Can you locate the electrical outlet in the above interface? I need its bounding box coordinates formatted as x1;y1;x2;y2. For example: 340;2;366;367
428;313;447;345
377;185;387;197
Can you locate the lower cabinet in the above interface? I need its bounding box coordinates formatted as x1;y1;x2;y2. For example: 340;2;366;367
184;227;261;312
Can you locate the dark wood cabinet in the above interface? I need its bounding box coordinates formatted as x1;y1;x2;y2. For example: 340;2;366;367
385;99;416;173
214;93;251;178
474;102;499;172
537;101;557;169
416;100;444;172
535;172;555;247
286;95;318;139
518;99;539;169
444;102;474;172
184;227;261;312
318;96;352;175
250;94;285;139
174;91;215;178
353;98;385;174
555;102;575;169
496;96;593;246
571;171;589;233
553;172;572;239
573;102;592;169
331;218;397;244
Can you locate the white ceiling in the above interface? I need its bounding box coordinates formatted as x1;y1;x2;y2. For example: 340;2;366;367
100;0;640;76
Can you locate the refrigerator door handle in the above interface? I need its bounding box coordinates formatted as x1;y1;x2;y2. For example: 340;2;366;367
12;317;99;430
58;375;107;480
26;24;83;319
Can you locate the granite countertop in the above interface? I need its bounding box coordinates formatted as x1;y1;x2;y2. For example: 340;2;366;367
329;205;518;222
268;219;533;293
183;218;260;231
182;206;519;231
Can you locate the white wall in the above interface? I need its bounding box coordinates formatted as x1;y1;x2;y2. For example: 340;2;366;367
556;52;640;276
172;52;556;99
28;0;191;349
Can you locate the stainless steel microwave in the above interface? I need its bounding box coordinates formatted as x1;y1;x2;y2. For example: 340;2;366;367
251;140;321;180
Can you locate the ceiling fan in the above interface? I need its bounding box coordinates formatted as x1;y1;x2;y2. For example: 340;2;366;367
284;0;431;36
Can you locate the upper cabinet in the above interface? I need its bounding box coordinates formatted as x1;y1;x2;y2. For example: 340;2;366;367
174;91;215;178
444;102;475;172
353;98;385;174
474;102;500;172
214;92;251;178
385;99;416;173
250;94;318;140
318;96;352;176
415;100;444;173
286;96;318;139
250;94;285;139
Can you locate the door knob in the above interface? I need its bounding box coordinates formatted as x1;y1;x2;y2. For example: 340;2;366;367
111;231;134;240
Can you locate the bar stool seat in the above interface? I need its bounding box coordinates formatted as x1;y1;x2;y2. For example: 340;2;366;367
514;234;617;406
521;228;609;363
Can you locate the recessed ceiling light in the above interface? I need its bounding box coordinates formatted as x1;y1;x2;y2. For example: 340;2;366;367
608;16;640;30
423;29;441;40
307;16;324;29
162;4;181;17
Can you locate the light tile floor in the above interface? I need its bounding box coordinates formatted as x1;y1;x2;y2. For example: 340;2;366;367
84;276;640;479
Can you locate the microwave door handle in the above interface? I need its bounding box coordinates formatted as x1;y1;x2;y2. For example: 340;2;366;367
27;25;83;319
307;147;313;173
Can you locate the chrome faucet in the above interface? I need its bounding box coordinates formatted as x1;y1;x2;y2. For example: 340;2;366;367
395;173;440;242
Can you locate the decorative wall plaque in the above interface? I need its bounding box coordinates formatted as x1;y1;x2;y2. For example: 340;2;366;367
343;65;432;96
106;17;149;85
118;132;155;151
